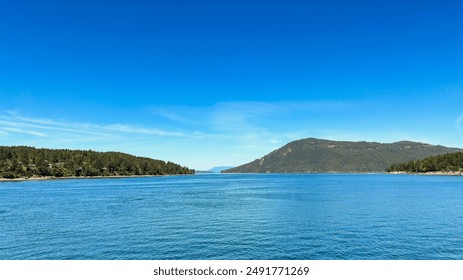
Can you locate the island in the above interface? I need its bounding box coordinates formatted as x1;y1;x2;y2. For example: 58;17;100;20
0;146;194;180
222;138;463;173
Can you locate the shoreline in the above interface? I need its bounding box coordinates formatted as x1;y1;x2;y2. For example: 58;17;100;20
388;171;463;176
2;171;461;182
0;174;194;182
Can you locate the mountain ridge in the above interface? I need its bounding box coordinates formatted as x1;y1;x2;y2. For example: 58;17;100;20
222;138;463;173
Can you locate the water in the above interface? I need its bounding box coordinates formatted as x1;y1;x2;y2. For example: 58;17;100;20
1;174;463;259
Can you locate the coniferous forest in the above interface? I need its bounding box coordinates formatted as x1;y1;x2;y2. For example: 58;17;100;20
0;146;194;179
386;152;463;173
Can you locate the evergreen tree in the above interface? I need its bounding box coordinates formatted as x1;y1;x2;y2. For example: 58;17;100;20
386;152;463;173
0;146;194;179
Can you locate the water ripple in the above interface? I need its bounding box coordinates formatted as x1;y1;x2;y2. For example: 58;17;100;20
1;174;463;259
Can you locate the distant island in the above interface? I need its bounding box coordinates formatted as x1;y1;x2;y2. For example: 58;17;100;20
223;138;463;173
195;166;236;173
208;166;235;173
386;152;463;175
0;146;194;180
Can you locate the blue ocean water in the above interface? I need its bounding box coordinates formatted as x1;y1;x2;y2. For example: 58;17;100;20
1;174;463;260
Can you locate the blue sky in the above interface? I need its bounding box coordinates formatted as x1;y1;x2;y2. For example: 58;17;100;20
1;0;463;170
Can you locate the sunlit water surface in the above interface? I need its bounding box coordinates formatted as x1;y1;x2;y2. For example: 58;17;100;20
1;174;463;259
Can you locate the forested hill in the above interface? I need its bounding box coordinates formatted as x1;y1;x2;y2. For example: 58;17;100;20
223;138;463;173
0;146;194;179
386;152;463;174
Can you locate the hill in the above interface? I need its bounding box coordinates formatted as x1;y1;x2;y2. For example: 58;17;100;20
0;146;194;179
222;138;463;173
386;152;463;174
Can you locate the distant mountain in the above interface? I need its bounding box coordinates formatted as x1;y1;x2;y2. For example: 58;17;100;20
222;138;463;173
0;146;194;179
208;166;235;173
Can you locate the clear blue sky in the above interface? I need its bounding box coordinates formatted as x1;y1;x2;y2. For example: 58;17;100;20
1;0;463;170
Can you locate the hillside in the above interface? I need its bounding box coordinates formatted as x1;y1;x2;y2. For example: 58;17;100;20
223;138;463;173
386;152;463;174
0;146;194;179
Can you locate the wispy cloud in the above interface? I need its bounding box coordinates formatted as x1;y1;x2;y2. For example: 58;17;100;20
210;101;280;130
456;113;463;131
144;100;356;151
105;124;187;137
148;100;351;129
0;111;194;146
147;106;205;126
1;127;47;137
0;118;110;137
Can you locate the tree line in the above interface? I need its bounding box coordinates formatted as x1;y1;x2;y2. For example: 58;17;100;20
0;146;194;179
386;152;463;173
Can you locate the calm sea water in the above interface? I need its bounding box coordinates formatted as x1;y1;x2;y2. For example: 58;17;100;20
1;174;463;260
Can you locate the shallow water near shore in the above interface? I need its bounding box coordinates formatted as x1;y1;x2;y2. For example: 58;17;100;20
1;173;463;259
